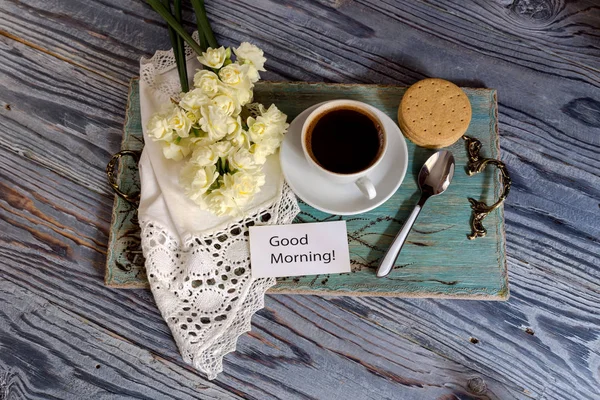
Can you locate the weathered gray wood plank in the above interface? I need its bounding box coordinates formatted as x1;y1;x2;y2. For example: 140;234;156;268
0;281;240;400
1;0;599;399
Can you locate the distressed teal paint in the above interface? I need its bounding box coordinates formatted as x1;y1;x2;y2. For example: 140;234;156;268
106;79;508;299
104;79;146;287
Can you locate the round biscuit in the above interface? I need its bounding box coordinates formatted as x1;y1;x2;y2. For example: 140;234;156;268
398;78;472;149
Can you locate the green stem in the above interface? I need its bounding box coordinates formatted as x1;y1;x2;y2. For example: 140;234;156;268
160;0;178;53
160;0;188;92
189;0;208;51
173;0;189;92
146;0;204;55
190;0;218;49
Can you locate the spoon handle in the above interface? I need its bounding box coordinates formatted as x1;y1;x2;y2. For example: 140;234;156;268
376;197;427;278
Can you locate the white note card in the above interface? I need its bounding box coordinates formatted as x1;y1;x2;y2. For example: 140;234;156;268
249;221;351;278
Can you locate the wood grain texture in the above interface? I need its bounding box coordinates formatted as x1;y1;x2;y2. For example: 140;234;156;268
104;79;145;288
1;0;599;399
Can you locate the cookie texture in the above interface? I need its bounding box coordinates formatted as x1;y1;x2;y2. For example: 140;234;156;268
398;78;472;148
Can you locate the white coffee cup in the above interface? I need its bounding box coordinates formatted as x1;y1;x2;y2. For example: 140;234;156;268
301;100;388;200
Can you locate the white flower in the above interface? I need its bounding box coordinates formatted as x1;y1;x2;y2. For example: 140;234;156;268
246;104;288;145
245;65;259;83
225;170;265;200
217;74;252;106
205;188;238;216
247;115;277;143
206;170;265;215
197;46;229;69
186;111;200;125
235;87;253;106
160;140;192;161
260;103;288;128
234;42;266;72
190;145;217;167
147;113;174;142
211;140;235;158
168;107;193;138
179;164;219;203
199;105;237;142
188;134;212;148
219;63;252;91
228;146;256;171
246;116;266;143
179;88;210;118
226;125;250;148
212;89;241;116
250;136;281;164
193;70;221;97
203;169;266;216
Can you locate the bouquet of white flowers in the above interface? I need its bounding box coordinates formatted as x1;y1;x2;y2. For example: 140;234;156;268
145;43;288;216
144;0;288;217
136;0;301;381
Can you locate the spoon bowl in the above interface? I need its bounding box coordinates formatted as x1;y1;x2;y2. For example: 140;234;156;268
376;150;455;278
419;150;455;196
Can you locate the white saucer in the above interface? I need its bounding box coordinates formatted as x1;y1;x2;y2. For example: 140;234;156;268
280;102;409;215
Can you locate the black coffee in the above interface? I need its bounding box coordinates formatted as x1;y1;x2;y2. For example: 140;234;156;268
306;107;383;174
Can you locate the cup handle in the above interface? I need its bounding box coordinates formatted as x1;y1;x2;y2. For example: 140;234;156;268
356;177;376;200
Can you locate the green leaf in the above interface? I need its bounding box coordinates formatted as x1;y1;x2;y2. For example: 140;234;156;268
145;0;205;55
173;0;189;92
191;127;203;137
189;0;208;51
159;0;187;92
174;136;182;144
189;0;218;49
207;179;221;193
215;157;225;174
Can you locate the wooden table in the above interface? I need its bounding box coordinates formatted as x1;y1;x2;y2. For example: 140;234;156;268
1;1;598;399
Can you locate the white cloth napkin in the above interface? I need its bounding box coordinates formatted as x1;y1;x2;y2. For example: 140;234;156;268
137;42;299;379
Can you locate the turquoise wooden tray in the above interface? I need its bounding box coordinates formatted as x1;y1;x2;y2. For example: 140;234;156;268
105;79;508;299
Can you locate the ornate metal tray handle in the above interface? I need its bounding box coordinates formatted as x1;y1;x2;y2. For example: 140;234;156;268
463;135;511;240
106;150;141;207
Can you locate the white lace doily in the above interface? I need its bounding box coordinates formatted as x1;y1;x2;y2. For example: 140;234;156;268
140;32;200;100
138;34;300;380
141;185;298;379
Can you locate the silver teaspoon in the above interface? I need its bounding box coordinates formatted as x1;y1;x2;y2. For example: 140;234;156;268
376;150;455;278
